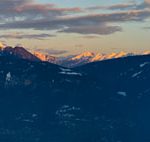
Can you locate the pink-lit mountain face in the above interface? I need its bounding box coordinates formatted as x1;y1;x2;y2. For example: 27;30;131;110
35;51;150;67
0;42;5;49
33;51;56;63
56;51;147;68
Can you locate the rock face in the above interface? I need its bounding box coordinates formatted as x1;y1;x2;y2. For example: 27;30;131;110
0;53;150;142
0;42;5;49
90;53;104;62
71;51;95;60
33;51;56;63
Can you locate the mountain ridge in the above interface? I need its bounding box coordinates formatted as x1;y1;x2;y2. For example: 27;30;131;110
0;45;150;68
0;46;40;62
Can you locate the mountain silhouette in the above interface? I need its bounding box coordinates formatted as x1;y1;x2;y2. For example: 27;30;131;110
1;46;40;62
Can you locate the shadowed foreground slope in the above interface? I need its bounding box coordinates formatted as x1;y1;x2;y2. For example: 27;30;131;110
0;54;150;142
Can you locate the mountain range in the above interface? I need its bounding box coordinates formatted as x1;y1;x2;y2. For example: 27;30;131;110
0;43;150;141
57;51;134;67
0;44;150;68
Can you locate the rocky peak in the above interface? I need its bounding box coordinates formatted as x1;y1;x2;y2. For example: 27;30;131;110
33;51;56;62
72;51;95;60
2;46;40;62
0;42;5;49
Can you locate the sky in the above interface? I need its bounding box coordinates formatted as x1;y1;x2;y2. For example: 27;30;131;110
0;0;150;56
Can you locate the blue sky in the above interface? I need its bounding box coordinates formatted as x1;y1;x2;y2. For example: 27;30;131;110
0;0;149;56
37;0;142;7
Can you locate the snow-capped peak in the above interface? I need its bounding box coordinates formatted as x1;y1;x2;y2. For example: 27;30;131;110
33;51;56;62
0;42;5;49
143;51;150;55
91;52;128;62
90;53;104;62
71;51;95;60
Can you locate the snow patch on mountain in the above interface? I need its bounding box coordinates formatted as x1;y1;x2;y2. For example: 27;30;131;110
60;68;72;72
72;51;95;60
140;62;150;67
60;72;82;76
6;72;11;82
117;91;127;97
59;68;82;76
132;71;143;78
56;105;81;127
